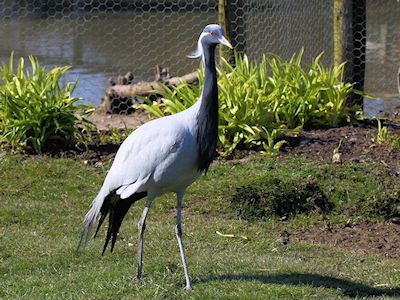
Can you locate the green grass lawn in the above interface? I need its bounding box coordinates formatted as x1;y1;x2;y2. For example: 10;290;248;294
1;154;400;299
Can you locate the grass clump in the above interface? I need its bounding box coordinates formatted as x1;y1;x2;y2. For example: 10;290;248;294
141;50;361;156
0;52;94;153
230;177;332;221
373;118;400;150
365;191;400;220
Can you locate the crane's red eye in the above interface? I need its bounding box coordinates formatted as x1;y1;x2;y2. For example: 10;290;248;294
210;31;216;37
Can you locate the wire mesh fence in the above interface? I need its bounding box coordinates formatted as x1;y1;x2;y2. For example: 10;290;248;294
0;0;220;114
0;0;399;116
365;0;400;101
226;0;334;67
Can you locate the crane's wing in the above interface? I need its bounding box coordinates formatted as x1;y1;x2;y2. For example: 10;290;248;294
103;121;184;198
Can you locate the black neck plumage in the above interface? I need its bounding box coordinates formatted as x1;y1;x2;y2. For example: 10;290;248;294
196;43;218;173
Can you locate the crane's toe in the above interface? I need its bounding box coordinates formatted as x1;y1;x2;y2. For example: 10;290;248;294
135;274;143;284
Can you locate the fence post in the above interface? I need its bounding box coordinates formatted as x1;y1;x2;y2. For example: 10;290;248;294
397;66;400;97
218;0;245;65
333;0;347;69
333;0;366;107
218;0;232;64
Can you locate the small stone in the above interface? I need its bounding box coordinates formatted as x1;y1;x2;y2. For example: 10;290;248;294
395;206;400;216
300;138;311;146
391;217;400;225
349;137;357;143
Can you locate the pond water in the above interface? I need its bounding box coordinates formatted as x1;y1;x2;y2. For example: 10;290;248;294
0;2;399;116
0;10;218;106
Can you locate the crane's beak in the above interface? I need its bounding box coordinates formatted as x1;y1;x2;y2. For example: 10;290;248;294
218;35;233;49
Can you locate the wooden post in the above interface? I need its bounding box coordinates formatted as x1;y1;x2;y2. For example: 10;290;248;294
397;66;400;97
379;24;388;64
218;0;246;66
333;0;366;107
218;0;233;65
333;0;347;69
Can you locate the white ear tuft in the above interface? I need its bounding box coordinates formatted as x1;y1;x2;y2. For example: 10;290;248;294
187;32;206;60
187;47;202;59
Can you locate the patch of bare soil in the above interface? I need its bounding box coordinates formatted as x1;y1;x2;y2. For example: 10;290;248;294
284;121;400;173
294;221;400;259
46;110;149;164
87;110;148;131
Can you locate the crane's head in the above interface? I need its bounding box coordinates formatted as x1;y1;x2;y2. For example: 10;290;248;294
188;24;233;59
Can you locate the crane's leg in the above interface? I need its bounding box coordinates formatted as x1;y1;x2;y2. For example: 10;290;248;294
136;197;153;282
175;191;193;290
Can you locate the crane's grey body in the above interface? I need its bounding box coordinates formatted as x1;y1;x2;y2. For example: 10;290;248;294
114;105;201;197
79;24;232;290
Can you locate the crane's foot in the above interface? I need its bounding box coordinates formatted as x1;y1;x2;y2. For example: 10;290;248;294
185;283;193;291
135;273;143;284
136;264;143;283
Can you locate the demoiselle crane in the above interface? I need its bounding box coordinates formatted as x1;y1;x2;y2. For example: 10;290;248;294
78;24;233;290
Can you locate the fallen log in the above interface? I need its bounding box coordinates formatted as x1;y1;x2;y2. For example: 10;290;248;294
100;66;199;114
108;71;198;98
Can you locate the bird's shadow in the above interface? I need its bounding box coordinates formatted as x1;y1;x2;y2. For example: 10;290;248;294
195;272;400;297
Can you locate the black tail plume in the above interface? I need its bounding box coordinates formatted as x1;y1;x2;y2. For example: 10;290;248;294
100;192;147;255
94;194;113;239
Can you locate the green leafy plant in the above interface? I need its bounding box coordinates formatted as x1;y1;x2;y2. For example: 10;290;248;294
0;52;94;153
141;50;361;156
260;128;288;157
97;127;134;145
373;118;400;150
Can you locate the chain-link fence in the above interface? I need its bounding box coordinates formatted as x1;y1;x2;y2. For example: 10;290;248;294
225;0;334;67
0;0;220;115
365;1;400;103
0;0;399;116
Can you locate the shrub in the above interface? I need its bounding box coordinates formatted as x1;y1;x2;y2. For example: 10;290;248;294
141;50;361;156
0;52;94;153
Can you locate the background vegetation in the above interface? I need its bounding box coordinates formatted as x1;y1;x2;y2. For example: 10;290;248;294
141;51;361;156
0;53;93;153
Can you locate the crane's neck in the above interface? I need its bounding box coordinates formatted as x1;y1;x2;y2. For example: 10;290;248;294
196;43;218;173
